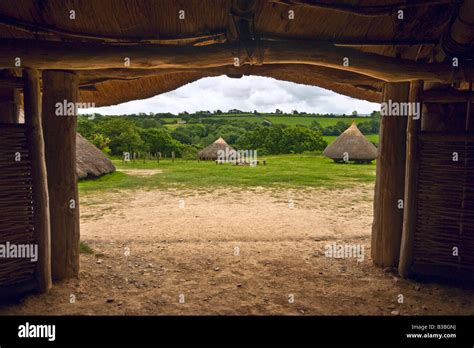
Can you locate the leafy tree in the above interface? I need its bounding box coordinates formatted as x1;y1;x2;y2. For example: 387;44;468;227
90;133;111;155
309;120;323;132
139;128;182;156
100;118;144;155
281;127;327;153
181;145;199;161
77;117;97;139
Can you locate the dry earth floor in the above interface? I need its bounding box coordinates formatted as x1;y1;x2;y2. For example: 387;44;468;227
1;185;474;315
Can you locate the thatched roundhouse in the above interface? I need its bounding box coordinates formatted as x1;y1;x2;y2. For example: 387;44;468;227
198;137;235;160
0;0;473;297
76;133;115;179
323;123;378;163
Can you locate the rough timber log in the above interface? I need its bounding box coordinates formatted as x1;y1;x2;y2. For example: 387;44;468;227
0;39;467;83
372;82;409;268
77;65;383;104
270;0;458;17
23;68;52;292
42;70;80;280
77;65;383;86
399;80;424;278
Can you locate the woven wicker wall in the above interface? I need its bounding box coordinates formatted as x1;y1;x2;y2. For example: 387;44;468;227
413;134;474;279
0;124;37;291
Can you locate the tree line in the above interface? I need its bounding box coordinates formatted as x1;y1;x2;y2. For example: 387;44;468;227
78;112;380;158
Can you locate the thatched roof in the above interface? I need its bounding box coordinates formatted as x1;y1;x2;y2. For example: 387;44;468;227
76;133;115;179
1;0;472;107
198;137;235;160
323;122;378;161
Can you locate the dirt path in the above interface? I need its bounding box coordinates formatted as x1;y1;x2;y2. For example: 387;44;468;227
1;186;474;315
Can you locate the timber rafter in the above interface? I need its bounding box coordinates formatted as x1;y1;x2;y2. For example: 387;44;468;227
0;39;470;83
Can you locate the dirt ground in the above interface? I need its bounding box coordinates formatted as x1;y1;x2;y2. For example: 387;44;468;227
1;184;474;315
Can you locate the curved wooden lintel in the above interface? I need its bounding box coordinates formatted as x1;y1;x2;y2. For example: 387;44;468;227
0;39;467;83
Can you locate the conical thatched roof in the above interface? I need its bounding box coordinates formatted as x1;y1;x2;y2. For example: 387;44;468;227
323;123;378;162
198;137;235;160
76;133;115;179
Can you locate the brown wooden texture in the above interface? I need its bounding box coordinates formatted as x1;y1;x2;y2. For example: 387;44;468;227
399;80;423;278
0;39;466;83
0;87;19;123
23;68;52;292
42;70;80;280
372;82;409;268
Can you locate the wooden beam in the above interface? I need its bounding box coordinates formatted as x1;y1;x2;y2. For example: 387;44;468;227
399;80;424;278
79;66;382;106
270;0;460;17
0;14;226;46
23;68;52;293
419;132;474;142
422;83;469;132
422;89;474;103
77;65;383;86
42;70;80;280
0;39;467;83
371;82;409;268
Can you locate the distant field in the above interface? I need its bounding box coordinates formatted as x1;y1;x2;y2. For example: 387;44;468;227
163;115;374;128
79;154;376;193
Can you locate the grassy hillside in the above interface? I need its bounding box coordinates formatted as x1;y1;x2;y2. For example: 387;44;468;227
163;115;372;128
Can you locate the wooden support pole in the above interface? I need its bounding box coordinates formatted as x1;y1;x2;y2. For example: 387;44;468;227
42;70;80;280
371;82;409;268
399;80;424;278
23;68;52;292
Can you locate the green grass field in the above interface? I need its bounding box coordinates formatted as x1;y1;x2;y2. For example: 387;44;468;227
163;115;373;129
79;154;376;194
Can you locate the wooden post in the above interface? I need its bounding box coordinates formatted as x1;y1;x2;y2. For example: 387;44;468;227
371;82;409;268
399;80;423;278
23;68;52;292
0;87;20;123
42;70;80;280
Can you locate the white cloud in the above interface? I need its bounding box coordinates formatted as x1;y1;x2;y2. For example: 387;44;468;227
80;75;380;115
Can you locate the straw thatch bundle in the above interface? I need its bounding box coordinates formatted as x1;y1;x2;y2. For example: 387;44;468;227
198;137;235;160
76;133;115;179
323;122;378;163
2;0;469;109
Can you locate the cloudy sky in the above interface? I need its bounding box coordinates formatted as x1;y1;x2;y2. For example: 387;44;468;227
81;75;379;115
